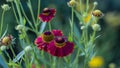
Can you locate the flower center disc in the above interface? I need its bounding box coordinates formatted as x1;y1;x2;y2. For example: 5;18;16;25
42;31;54;42
55;37;66;48
42;8;50;16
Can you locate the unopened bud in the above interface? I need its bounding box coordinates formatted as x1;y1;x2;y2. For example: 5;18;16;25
1;4;10;11
92;10;103;18
0;46;7;51
93;1;98;6
81;26;85;30
67;0;77;7
109;63;116;68
24;46;32;52
15;25;24;30
92;24;101;31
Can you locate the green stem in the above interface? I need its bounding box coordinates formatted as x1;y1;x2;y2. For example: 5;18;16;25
36;0;41;23
48;22;52;31
52;57;56;68
19;2;34;29
0;10;5;37
5;50;11;61
11;2;19;24
86;0;89;13
28;0;36;23
14;0;23;24
9;45;16;58
71;7;74;41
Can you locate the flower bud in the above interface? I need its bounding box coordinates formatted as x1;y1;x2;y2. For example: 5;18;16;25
81;26;85;30
24;46;32;52
67;0;77;7
0;46;7;51
1;4;10;11
15;25;24;30
1;35;13;45
92;24;101;31
109;63;116;68
93;1;98;6
92;10;103;18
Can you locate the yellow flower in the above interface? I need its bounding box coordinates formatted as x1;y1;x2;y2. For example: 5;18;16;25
88;56;104;68
83;14;92;24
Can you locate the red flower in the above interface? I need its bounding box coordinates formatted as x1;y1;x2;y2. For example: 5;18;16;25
52;30;63;36
48;37;74;57
34;30;63;51
39;8;56;22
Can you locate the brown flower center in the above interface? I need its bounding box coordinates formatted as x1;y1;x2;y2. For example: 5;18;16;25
54;37;66;48
42;8;51;16
42;31;54;42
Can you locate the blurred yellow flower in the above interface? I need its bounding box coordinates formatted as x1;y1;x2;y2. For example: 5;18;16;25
109;63;116;68
104;12;120;27
84;14;92;24
88;56;104;68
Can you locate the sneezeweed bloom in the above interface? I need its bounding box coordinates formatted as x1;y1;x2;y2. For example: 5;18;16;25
92;10;104;18
88;56;104;68
0;35;13;46
35;30;63;51
67;0;77;7
1;4;11;11
39;8;56;22
48;37;74;57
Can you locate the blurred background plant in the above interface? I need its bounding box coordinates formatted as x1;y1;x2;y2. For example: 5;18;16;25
0;0;120;68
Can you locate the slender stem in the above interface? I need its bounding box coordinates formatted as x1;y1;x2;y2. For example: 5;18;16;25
72;49;80;68
5;50;11;61
11;2;19;24
86;0;89;13
0;10;5;37
36;0;41;23
48;22;52;31
19;2;34;29
14;0;23;24
71;7;74;41
28;0;36;23
9;45;16;58
52;57;56;68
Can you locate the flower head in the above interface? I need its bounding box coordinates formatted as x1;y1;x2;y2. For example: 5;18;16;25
35;30;63;51
39;8;56;22
48;37;74;57
88;56;104;68
67;0;77;7
1;4;10;11
0;35;13;45
92;10;103;18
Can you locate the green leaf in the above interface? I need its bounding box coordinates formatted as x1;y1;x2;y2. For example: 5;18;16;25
23;18;26;25
1;25;8;39
13;50;25;62
39;22;47;34
19;34;25;39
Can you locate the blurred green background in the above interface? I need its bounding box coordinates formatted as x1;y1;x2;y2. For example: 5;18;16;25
0;0;120;67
